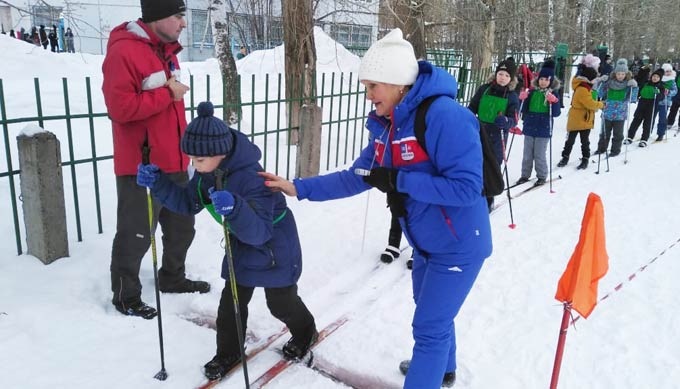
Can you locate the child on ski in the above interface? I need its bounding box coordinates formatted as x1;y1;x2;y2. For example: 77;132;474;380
666;66;680;130
136;101;317;381
558;54;604;169
625;68;665;147
654;63;677;141
468;57;520;209
594;58;638;156
516;59;561;186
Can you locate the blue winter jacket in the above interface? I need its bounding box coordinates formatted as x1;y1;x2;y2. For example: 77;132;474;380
521;79;562;138
294;61;492;260
150;131;303;288
597;79;635;121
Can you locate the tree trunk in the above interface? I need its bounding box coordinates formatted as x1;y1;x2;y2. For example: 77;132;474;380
472;0;495;71
212;0;241;124
282;0;317;145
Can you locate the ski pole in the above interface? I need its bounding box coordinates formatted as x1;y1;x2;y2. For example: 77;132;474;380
141;146;168;381
214;168;250;389
549;103;555;194
499;127;516;229
501;109;522;178
624;95;632;164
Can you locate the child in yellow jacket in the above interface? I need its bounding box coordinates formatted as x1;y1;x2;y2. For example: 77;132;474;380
558;54;605;170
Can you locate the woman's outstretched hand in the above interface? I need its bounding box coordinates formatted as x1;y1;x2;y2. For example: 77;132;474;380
258;171;297;197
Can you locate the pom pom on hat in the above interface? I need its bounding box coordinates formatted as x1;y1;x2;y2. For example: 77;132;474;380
538;59;556;80
581;54;601;70
496;57;517;79
614;58;628;73
181;101;233;157
359;29;419;86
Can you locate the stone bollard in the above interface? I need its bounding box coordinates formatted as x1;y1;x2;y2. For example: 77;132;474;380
295;105;322;178
16;126;69;264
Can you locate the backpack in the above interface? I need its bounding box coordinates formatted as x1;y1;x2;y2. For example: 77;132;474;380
414;96;505;197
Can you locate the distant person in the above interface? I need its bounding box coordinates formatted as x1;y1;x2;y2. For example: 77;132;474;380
625;68;665;147
102;0;209;320
600;55;613;76
594;59;637;156
48;25;59;52
39;25;47;49
558;54;604;169
654;63;677;141
64;27;75;53
236;45;247;59
9;29;15;38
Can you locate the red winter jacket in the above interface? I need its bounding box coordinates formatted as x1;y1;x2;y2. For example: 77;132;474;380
102;20;189;176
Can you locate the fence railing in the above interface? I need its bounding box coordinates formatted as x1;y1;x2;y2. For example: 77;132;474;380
1;64;497;256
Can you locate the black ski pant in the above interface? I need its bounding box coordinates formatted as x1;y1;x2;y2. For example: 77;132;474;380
561;129;591;160
216;283;316;359
628;100;654;141
667;100;680;127
597;120;625;154
110;174;195;306
387;214;402;249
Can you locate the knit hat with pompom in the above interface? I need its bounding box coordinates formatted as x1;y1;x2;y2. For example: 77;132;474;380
181;101;233;157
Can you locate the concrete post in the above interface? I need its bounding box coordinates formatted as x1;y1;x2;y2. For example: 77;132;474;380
16;129;69;264
295;105;322;178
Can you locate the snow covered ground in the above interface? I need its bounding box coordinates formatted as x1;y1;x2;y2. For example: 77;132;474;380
1;31;680;389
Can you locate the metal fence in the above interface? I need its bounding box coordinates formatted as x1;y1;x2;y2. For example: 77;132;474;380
1;59;504;256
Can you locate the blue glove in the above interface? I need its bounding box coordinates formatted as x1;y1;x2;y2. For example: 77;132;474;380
209;187;235;216
494;115;510;129
137;163;160;188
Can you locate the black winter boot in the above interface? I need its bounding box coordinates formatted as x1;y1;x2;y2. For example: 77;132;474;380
282;329;319;362
380;245;400;264
557;156;569;167
399;360;456;387
160;278;211;294
203;354;241;380
113;300;157;320
577;158;589;170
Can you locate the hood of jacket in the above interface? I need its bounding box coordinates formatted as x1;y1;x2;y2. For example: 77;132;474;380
217;130;263;172
107;20;182;58
530;77;561;91
390;61;458;126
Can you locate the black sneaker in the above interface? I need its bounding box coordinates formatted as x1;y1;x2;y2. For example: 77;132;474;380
203;354;241;380
399;360;455;387
639;140;648;148
406;259;413;270
114;300;157;320
609;151;620;157
557;157;569;167
655;135;664;142
380;245;400;264
534;178;546;186
623;138;633;145
515;177;530;185
593;149;606;155
282;329;319;361
160;279;211;294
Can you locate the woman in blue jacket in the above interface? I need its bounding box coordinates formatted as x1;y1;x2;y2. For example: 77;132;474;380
261;29;492;388
136;101;317;381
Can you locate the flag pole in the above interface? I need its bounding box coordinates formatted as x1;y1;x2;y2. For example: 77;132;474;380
550;302;573;389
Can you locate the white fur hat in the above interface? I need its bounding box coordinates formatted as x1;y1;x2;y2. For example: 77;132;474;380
358;29;419;86
662;63;673;72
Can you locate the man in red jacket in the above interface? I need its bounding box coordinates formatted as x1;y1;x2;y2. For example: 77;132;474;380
102;0;209;320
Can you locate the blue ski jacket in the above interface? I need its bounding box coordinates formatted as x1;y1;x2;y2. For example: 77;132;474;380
151;131;303;288
521;78;562;138
294;61;492;260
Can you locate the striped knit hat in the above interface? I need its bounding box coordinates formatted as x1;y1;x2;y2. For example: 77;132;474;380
181;101;233;157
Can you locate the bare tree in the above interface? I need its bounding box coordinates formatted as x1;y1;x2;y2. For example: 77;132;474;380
210;0;241;124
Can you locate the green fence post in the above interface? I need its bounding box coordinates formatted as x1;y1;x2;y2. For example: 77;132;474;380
85;77;103;234
0;79;23;255
62;78;82;242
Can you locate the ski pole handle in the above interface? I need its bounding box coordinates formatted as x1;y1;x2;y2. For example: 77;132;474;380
215;168;225;191
142;145;150;166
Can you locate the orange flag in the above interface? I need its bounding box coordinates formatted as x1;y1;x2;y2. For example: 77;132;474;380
555;193;609;318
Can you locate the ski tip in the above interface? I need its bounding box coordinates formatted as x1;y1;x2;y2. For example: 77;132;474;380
509;224;516;229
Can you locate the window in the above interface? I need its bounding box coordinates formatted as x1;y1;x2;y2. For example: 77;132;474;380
329;24;372;48
191;9;213;47
32;5;62;29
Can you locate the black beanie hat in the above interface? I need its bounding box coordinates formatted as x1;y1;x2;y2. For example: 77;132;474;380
181;102;233;157
538;59;556;80
496;57;517;79
141;0;186;23
652;68;664;79
579;64;598;81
